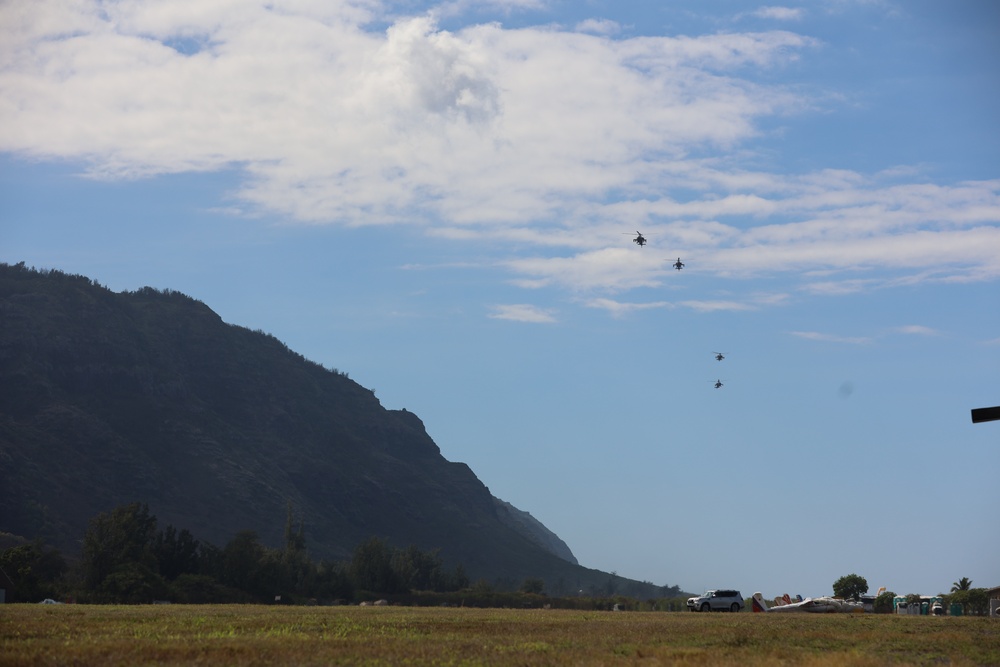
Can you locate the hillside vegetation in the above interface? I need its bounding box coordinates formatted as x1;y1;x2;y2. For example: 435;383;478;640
0;263;677;598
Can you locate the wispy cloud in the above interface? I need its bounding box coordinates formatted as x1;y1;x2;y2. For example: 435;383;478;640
575;19;622;36
680;300;756;313
583;291;788;315
431;0;548;20
744;6;806;21
894;325;941;337
488;304;557;323
584;298;672;317
505;249;674;292
790;331;874;344
801;279;878;296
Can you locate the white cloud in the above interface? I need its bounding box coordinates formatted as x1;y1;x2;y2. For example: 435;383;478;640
894;325;941;337
749;7;805;21
790;331;873;344
695;292;791;310
488;303;557;323
584;298;672;317
822;0;899;17
1;0;998;301
575;19;621;36
434;0;547;19
679;300;755;313
801;279;876;295
505;249;676;292
0;2;814;221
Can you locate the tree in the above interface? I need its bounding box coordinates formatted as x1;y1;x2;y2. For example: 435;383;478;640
470;579;494;594
952;588;989;616
387;545;466;593
391;545;440;592
0;541;67;602
449;564;469;592
80;502;158;593
874;590;896;614
951;577;972;592
283;501;306;554
349;537;404;594
967;588;989;615
152;525;201;580
832;573;868;601
314;560;354;602
520;577;545;595
99;562;168;603
220;530;268;598
949;589;970;614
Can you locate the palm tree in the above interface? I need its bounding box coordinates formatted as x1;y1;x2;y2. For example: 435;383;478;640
951;577;972;592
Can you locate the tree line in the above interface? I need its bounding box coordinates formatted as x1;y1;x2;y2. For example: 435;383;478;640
1;502;688;610
1;501;470;605
832;572;993;616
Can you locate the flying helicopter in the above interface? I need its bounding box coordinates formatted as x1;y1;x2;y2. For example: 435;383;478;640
714;352;726;361
673;257;685;270
712;379;724;389
622;231;647;247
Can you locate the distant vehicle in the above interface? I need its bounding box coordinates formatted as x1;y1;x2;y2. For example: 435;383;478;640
714;352;725;361
623;231;647;247
712;379;723;389
687;590;744;612
673;257;685;270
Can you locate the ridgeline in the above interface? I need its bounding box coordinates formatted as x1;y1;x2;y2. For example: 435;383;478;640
0;263;679;598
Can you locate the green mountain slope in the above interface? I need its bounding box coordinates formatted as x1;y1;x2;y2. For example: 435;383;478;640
0;263;670;596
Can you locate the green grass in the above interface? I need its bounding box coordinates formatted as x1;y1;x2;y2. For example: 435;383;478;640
2;605;997;666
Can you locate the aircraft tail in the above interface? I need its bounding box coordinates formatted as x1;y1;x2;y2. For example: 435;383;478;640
753;592;804;612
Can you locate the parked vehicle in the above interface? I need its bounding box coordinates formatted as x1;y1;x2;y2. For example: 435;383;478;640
687;589;744;612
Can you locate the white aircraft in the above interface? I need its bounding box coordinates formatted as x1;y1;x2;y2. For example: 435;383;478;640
751;591;868;613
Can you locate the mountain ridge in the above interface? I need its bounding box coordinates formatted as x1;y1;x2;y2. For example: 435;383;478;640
0;263;678;597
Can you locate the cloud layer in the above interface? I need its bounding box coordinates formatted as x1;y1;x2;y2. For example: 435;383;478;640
2;0;998;300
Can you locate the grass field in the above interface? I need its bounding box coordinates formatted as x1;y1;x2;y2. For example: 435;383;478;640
2;604;998;666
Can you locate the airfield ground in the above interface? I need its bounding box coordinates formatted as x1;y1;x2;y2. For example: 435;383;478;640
2;604;998;666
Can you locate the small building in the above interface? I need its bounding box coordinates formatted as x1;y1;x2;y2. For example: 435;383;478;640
987;585;1000;618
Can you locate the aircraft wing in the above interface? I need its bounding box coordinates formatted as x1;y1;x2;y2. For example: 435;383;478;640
752;592;864;613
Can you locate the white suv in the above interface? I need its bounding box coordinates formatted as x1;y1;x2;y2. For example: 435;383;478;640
686;589;744;612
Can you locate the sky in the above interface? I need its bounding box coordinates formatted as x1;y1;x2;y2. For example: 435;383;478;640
1;0;998;600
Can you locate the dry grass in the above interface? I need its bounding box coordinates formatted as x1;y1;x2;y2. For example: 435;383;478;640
2;604;997;666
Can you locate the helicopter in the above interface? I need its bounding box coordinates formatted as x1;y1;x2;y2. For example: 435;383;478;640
714;352;726;361
622;231;647;247
673;257;685;270
712;379;724;389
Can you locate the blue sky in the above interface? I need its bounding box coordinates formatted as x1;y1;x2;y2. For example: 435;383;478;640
2;0;998;599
